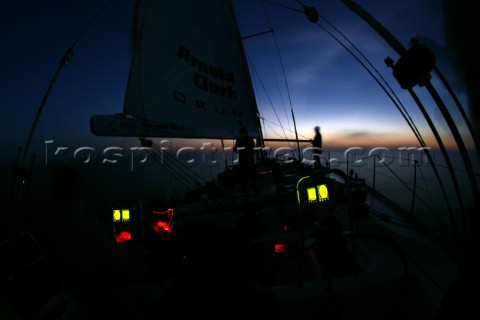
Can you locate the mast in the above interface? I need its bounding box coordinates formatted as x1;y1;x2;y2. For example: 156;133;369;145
228;0;265;145
291;108;302;161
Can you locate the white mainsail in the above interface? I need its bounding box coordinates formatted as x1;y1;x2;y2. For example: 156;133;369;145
91;0;261;139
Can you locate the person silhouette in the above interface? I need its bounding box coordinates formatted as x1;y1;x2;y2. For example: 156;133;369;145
312;126;323;169
233;127;257;192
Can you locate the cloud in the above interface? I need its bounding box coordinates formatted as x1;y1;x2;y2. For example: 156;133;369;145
342;129;376;138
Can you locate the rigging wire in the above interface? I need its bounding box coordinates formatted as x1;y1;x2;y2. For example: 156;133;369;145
334;0;474;245
149;142;208;189
360;161;439;216
246;53;292;143
12;0;116;230
262;0;438;163
311;21;435;167
20;0;115;169
368;216;448;296
276;0;429;150
258;0;295;140
270;28;299;142
317;14;426;148
274;0;462;246
433;65;480;157
240;1;309;159
352;153;450;212
260;116;311;141
344;152;445;227
71;0;115;49
258;2;295;141
268;35;294;141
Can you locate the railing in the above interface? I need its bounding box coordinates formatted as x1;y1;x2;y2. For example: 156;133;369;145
337;149;470;254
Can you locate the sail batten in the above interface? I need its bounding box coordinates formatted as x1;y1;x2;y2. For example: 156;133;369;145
98;0;261;140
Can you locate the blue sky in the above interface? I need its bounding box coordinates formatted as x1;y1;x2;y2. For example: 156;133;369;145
234;0;463;148
0;0;469;168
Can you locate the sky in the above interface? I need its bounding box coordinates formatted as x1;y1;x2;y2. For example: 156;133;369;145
2;0;479;237
0;0;473;169
2;3;478;309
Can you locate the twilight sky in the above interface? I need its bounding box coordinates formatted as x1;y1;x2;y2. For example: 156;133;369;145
0;0;471;167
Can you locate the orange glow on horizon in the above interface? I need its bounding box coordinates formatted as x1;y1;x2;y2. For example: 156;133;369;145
94;130;471;158
260;130;466;151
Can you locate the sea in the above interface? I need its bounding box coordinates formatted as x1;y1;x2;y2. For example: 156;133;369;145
1;141;478;243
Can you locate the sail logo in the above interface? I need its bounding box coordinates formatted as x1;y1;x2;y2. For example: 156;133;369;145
176;45;238;100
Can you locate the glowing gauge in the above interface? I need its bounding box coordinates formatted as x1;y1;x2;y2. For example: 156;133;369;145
113;209;121;222
121;209;130;222
318;184;329;201
307;187;317;202
113;209;131;222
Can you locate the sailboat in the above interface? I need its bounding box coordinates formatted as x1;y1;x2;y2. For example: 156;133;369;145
2;0;479;319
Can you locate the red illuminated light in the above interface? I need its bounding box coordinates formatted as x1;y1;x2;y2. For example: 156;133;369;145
151;208;174;237
153;221;172;233
274;243;288;253
115;231;132;243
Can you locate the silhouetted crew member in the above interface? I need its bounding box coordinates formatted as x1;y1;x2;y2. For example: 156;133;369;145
312;126;322;169
234;127;257;186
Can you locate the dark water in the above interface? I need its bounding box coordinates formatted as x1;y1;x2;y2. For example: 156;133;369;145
2;145;477;242
322;148;477;245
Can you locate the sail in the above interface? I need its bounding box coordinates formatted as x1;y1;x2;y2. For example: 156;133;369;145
92;0;261;139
